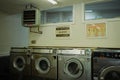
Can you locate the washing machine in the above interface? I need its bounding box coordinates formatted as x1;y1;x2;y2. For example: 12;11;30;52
92;48;120;80
31;48;57;80
10;47;32;80
57;48;92;80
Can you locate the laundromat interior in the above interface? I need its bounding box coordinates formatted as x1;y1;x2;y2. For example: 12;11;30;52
0;0;120;80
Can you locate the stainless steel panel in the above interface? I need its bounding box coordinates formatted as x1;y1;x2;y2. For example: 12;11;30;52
57;49;92;80
32;53;57;79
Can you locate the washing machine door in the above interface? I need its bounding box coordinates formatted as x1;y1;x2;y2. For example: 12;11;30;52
35;57;50;74
99;66;120;80
13;56;25;71
64;58;84;79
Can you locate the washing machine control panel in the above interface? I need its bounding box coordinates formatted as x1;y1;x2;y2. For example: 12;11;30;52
32;48;53;53
93;50;120;59
57;49;87;55
10;47;28;53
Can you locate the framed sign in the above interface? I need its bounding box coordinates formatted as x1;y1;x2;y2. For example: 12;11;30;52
56;26;70;39
86;22;106;38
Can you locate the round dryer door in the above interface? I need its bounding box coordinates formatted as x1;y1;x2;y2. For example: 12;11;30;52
13;56;25;71
35;57;50;74
64;58;84;79
99;66;120;80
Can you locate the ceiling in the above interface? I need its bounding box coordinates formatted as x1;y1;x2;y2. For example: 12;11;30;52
0;0;95;14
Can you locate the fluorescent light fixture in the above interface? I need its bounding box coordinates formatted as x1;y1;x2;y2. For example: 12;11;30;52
85;10;93;13
48;0;58;5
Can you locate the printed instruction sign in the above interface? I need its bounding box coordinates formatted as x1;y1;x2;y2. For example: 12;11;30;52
56;26;70;39
86;22;106;38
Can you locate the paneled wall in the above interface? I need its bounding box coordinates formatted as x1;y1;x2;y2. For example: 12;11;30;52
29;3;120;48
0;11;29;54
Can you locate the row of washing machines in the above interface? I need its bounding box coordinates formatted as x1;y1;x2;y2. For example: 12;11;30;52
9;47;92;80
9;47;120;80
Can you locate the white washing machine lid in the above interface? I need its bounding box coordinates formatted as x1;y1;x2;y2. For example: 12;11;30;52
99;66;120;80
13;56;26;71
35;57;50;74
64;58;84;79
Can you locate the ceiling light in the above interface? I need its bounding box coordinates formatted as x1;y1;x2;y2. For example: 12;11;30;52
48;0;58;5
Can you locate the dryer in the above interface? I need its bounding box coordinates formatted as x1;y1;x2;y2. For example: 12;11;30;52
57;48;92;80
92;48;120;80
10;47;32;80
31;48;57;80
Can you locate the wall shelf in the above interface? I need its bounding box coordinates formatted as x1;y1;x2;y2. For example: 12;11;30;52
30;26;42;34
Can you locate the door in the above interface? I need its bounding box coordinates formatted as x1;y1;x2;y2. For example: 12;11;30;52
99;66;120;80
35;57;50;74
64;58;84;79
13;56;25;71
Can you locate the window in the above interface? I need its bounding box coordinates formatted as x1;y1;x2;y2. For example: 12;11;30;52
84;0;120;20
41;6;73;24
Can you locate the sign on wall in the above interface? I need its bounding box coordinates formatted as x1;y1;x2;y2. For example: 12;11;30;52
56;26;70;39
86;22;106;38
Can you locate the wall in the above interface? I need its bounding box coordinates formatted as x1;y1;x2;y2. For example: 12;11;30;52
0;11;29;55
29;3;120;48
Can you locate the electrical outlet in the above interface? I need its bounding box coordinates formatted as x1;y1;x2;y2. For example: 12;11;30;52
31;40;36;44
